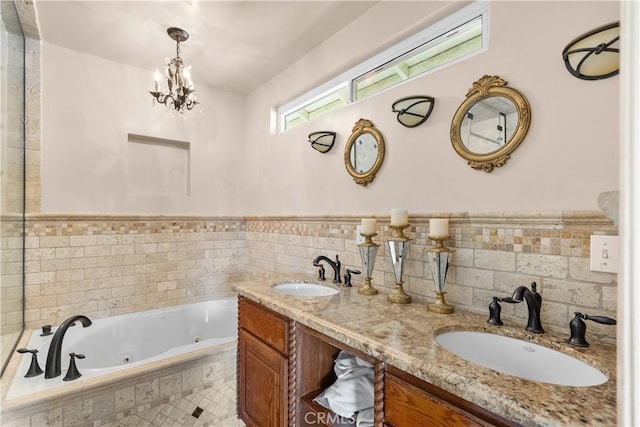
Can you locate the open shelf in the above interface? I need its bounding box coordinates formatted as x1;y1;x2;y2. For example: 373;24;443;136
295;325;379;427
299;389;357;427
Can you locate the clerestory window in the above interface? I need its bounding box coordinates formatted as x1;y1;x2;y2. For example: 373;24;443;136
279;1;489;133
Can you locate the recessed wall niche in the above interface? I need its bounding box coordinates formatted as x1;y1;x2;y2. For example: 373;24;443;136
127;134;190;197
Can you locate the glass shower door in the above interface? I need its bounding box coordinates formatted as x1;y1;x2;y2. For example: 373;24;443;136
0;0;26;375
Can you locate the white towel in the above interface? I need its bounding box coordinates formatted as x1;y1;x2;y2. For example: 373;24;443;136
357;407;375;427
313;350;374;419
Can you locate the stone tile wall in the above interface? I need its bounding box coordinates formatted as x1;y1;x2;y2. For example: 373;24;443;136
1;218;24;336
22;216;246;330
244;212;618;343
15;0;42;214
21;212;617;344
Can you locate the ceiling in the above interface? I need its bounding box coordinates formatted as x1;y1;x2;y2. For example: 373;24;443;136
35;1;378;95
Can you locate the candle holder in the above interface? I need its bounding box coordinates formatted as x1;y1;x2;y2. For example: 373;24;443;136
358;232;379;295
387;224;412;304
425;235;455;314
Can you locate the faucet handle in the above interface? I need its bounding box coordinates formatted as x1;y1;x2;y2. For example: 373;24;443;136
583;313;617;325
487;297;503;325
16;348;43;378
63;352;85;382
344;269;361;287
566;312;616;347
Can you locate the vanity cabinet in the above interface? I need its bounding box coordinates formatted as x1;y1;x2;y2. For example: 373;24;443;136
238;296;293;427
238;297;517;427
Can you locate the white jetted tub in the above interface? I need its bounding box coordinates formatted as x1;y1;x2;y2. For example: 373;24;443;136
7;297;237;400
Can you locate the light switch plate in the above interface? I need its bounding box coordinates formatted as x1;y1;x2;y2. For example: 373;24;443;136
590;235;619;273
356;225;365;244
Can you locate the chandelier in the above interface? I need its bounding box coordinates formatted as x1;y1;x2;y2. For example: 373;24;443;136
150;27;198;114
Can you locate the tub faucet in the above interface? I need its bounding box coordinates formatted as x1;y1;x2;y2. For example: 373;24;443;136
501;282;544;333
45;315;92;379
313;255;341;283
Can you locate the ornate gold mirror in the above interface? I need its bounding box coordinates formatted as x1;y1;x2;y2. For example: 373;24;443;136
344;118;385;186
450;75;531;172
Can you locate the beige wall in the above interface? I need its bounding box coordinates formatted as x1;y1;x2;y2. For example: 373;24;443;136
244;1;620;216
36;2;620;217
40;43;247;215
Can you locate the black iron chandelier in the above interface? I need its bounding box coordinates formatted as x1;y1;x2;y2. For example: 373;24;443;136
150;27;198;114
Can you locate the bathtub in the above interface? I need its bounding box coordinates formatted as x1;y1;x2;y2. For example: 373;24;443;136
6;297;237;400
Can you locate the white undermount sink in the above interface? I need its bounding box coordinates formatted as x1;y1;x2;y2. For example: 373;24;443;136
435;331;607;387
272;282;339;297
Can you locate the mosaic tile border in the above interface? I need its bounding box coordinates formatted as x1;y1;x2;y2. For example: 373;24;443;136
19;212;617;260
24;215;245;237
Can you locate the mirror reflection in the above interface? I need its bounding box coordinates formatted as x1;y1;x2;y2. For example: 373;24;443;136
460;97;518;154
450;75;531;173
350;133;378;173
344;119;385;186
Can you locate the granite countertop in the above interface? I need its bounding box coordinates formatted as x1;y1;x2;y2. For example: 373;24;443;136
234;276;617;427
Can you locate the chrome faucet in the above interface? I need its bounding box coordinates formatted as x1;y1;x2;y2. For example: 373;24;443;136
45;315;92;379
501;282;544;333
313;255;341;283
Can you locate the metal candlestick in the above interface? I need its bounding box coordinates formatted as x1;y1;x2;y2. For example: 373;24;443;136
387;224;412;304
358;232;379;295
425;235;455;314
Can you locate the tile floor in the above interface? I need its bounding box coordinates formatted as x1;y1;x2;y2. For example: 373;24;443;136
99;381;244;427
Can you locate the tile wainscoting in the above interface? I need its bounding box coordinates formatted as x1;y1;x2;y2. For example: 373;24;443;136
21;212;617;342
21;215;247;330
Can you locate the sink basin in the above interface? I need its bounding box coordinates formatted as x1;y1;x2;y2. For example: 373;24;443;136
435;331;607;387
272;282;339;297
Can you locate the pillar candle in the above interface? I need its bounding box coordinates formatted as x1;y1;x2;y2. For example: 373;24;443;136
429;218;449;237
390;209;408;226
153;68;161;92
361;218;377;235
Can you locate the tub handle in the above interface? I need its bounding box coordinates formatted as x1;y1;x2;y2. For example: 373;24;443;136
16;348;43;378
63;352;85;382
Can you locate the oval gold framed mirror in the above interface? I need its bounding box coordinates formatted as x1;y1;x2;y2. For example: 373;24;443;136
450;75;531;172
344;119;385;186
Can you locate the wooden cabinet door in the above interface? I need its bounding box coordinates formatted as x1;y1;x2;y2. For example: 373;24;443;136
384;368;517;427
238;329;289;427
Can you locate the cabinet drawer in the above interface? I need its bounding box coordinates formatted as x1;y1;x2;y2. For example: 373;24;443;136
239;297;290;355
384;372;506;427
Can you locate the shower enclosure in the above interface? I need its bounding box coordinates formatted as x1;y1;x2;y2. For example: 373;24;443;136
0;0;26;375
